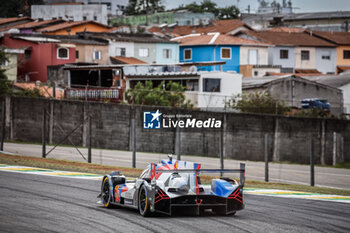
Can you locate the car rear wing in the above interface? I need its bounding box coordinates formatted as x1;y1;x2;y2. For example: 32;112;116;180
152;163;246;186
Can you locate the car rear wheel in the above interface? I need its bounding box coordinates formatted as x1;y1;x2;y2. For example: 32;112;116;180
102;177;112;208
138;185;151;217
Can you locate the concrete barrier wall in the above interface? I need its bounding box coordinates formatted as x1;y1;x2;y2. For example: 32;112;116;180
0;96;349;165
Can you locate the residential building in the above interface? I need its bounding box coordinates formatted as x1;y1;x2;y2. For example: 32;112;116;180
1;34;76;82
241;11;350;31
235;30;337;74
283;11;350;32
110;10;215;27
80;32;179;64
308;31;350;72
172;33;269;73
148;19;253;38
0;47;25;81
46;35;110;64
43;0;128;16
31;4;108;25
123;65;242;109
36;21;111;35
242;75;343;115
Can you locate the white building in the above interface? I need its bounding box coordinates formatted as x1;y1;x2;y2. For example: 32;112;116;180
31;4;108;25
43;0;128;16
124;67;242;110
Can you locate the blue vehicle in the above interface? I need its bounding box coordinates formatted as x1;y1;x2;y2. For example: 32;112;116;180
301;98;330;110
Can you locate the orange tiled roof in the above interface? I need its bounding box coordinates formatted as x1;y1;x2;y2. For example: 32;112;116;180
268;27;306;33
309;31;350;45
15;19;66;29
0;17;32;26
110;56;147;64
337;66;350;73
13;83;64;98
148;19;252;36
266;72;324;77
36;21;110;33
241;31;336;47
172;33;269;46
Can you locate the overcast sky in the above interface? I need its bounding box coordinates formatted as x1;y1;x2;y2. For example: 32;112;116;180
163;0;350;13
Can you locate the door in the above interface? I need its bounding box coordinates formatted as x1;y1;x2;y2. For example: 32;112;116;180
248;49;258;65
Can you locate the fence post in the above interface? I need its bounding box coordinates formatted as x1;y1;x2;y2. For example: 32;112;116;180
176;125;181;161
310;138;315;186
333;132;337;166
88;115;92;163
264;133;269;182
0;99;5;151
42;109;46;158
131;115;136;168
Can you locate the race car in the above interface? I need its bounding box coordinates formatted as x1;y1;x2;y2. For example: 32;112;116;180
98;155;245;216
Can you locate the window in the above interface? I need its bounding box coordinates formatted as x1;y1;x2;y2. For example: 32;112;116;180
25;49;31;59
280;49;289;59
1;60;8;67
301;50;310;60
344;50;350;59
163;49;172;59
116;47;126;57
203;78;221;92
76;50;79;59
184;49;192;60
93;50;101;60
94;16;97;21
321;52;330;60
221;48;231;59
57;47;69;59
83;16;87;21
139;48;149;57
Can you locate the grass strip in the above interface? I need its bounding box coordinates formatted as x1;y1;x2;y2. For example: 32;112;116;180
1;153;349;196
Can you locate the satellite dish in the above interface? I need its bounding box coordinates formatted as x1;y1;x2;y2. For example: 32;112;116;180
189;65;197;72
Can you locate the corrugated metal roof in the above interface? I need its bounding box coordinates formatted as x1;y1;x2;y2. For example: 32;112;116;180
15;36;61;43
148;19;252;36
79;32;177;44
301;74;350;88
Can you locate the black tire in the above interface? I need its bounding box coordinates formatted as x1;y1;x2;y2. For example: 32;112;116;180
138;185;151;217
102;177;112;208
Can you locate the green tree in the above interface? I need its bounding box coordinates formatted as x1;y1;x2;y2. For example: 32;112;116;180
217;6;240;19
225;92;289;115
0;0;44;17
125;81;192;108
0;49;11;96
172;1;239;19
124;0;165;15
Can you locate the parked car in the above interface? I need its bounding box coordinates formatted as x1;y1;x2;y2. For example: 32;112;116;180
301;98;330;110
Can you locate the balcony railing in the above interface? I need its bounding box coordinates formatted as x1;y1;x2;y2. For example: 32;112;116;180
65;88;122;102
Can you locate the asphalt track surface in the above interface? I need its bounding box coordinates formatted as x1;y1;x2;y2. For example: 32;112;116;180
0;171;349;233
